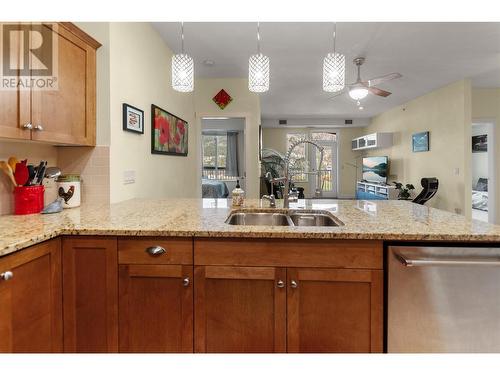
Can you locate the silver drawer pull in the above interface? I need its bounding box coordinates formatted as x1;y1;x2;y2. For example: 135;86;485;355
183;277;190;287
145;246;166;257
22;123;33;130
290;280;298;288
277;280;285;288
394;251;500;267
33;124;44;131
1;271;13;281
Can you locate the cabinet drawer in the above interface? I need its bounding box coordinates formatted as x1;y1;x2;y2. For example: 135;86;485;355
195;239;382;269
118;237;193;265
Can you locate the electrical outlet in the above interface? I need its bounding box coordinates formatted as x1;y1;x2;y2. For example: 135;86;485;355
123;170;136;185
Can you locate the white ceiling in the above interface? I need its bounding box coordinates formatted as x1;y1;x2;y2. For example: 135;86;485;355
153;22;500;121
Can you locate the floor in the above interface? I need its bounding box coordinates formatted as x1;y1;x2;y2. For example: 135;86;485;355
472;208;488;222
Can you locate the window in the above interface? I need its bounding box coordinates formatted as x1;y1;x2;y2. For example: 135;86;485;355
286;133;308;182
202;133;233;180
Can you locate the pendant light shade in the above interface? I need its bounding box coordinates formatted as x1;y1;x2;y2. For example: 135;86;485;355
322;23;345;93
172;22;194;93
323;52;345;92
249;22;270;93
249;53;270;93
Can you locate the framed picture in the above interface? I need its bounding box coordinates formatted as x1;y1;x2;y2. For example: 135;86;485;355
412;131;429;152
122;103;144;134
472;134;487;153
151;104;188;156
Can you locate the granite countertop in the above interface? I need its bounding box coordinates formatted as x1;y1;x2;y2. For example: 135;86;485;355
1;198;500;257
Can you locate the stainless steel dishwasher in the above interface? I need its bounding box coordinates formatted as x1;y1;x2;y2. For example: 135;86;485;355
388;245;500;353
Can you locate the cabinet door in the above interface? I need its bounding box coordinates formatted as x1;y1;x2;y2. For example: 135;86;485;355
0;23;31;140
0;239;62;353
194;266;286;353
119;264;193;353
31;23;96;145
62;236;118;352
287;268;383;353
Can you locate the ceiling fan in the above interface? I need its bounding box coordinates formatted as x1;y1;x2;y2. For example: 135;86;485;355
330;57;402;102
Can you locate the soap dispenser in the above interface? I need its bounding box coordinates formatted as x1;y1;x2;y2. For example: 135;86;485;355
232;180;245;207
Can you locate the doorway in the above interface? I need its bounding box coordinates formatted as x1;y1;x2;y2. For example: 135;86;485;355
471;122;495;223
201;118;246;198
309;132;338;198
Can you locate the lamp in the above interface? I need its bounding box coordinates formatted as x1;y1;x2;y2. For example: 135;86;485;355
323;23;345;92
172;22;194;93
249;22;270;93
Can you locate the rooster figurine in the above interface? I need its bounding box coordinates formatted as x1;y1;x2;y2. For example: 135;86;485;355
58;185;75;203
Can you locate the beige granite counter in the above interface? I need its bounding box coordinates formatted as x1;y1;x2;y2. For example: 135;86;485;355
1;198;500;257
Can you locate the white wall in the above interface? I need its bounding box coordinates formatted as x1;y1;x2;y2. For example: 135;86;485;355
363;80;472;217
107;23;198;203
194;78;261;199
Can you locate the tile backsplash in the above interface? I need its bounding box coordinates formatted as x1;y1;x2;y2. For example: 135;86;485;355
0;143;110;215
57;146;110;207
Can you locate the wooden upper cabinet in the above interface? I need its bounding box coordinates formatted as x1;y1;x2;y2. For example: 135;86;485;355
287;268;383;353
194;265;286;353
31;23;98;145
119;264;193;353
0;22;100;145
0;239;62;353
62;236;118;353
0;23;31;139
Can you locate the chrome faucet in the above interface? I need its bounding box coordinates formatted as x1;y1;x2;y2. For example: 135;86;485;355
283;138;325;208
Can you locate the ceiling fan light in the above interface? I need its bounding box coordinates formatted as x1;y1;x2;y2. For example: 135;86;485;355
249;53;270;93
349;87;369;100
323;53;345;92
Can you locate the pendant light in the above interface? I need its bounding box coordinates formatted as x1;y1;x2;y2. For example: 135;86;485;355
248;22;270;93
172;22;194;93
322;23;345;93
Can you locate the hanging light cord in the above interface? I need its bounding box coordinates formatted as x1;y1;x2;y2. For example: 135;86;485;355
181;22;185;54
332;22;337;54
257;22;261;55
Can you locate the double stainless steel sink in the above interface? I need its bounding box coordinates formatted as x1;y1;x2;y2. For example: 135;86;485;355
225;209;344;227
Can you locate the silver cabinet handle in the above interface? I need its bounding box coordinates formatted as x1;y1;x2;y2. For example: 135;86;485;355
291;280;298;288
22;123;33;130
1;271;13;281
145;246;166;256
33;124;44;131
277;280;285;288
183;277;190;287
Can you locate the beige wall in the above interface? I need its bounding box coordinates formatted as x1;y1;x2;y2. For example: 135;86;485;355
107;23;198;203
194;78;261;199
472;88;500;223
262;126;364;198
363;80;472;217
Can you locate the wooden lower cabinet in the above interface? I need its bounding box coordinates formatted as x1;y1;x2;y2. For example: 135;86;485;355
0;239;62;352
62;236;118;352
287;268;383;353
119;264;193;352
194;266;286;353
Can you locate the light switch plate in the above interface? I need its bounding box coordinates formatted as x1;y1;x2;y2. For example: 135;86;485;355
123;170;136;184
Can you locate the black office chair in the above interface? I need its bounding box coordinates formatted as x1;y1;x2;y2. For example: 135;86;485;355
412;177;439;205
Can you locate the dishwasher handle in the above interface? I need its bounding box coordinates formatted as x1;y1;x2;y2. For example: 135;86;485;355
394;250;500;267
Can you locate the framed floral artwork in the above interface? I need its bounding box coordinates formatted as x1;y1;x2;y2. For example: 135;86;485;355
151;104;188;156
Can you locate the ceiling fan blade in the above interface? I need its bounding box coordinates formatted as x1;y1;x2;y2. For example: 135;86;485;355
365;73;402;87
368;86;392;97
